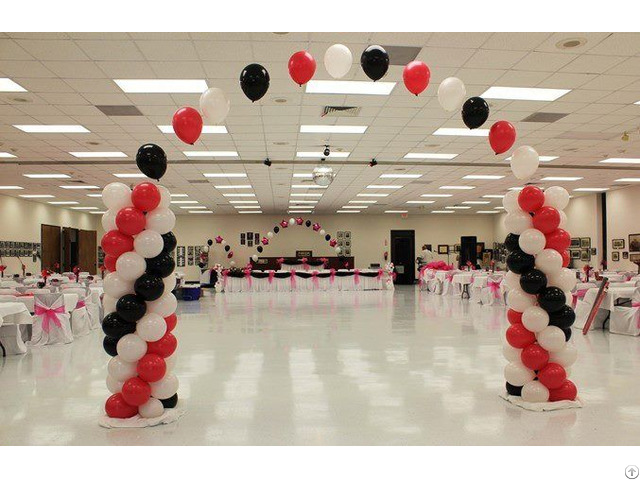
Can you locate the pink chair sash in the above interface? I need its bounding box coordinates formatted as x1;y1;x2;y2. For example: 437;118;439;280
244;268;253;288
34;304;65;333
222;270;229;288
354;269;360;285
290;270;297;289
488;279;502;299
377;269;384;282
268;270;275;284
329;268;336;284
301;258;309;271
311;271;319;289
445;272;454;282
75;300;86;309
571;289;587;307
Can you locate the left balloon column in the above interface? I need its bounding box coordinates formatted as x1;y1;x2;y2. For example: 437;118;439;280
100;171;179;420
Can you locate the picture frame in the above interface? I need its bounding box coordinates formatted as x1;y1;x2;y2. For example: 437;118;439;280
630;253;640;264
580;237;591;248
623;252;629;260
580;249;590;261
570;238;581;248
590;248;597;256
240;233;246;245
438;244;449;254
454;244;461;253
337;231;344;238
612;252;620;261
612;238;625;250
254;233;260;244
570;249;581;259
629;234;640;253
476;242;485;255
345;231;351;239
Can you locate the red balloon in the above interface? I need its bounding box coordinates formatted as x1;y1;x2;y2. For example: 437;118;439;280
115;207;146;236
147;332;177;358
560;250;570;268
165;313;177;332
521;343;550;371
532;206;560;234
105;392;138;418
131;182;161;212
538;362;567;390
545;228;571;253
288;50;316;86
549;379;577;402
488;120;516;155
137;354;167;383
507;309;523;325
172;106;203;145
104;254;117;272
402;61;430;96
227;251;234;259
121;377;151;406
506;324;536;349
518;186;545;213
101;230;134;258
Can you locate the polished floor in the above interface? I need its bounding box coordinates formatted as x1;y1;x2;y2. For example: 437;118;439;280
0;286;638;445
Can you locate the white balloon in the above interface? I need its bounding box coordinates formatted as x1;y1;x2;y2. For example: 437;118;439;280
157;185;171;209
504;211;533;235
507;288;537;312
106;375;123;394
549;268;577;292
103;294;118;315
136;313;167;342
163;274;176;293
104;272;134;298
549;342;577;367
544;186;570;210
146;208;175;234
115;252;146;281
203;245;209;254
319;229;325;236
502;190;521;213
324;44;353;79
221;239;227;246
101;210;117;232
504;361;535;387
535;249;563;276
558;210;568;229
134;230;164;258
267;231;274;239
147;293;177;317
437;77;466;112
521;380;550;403
522;306;550;333
230;260;236;267
335;247;341;254
502;343;522;362
252;254;259;262
505;271;521;291
116;333;147;363
150;372;179;399
103;182;132;210
511;146;539;180
199;87;230;124
139;397;165;418
537;326;567;352
107;356;137;382
288;218;295;226
519;228;546;255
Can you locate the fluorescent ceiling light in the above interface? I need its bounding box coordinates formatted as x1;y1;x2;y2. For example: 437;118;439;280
615;178;640;182
20;194;55;198
306;80;396;95
477;210;499;214
289;200;318;204
293;173;313;178
170;194;188;197
71;207;98;210
300;125;367;134
433;128;489;137
180;206;207;209
203;173;247;178
89;211;107;214
495;206;505;210
509;187;524;191
541;176;583;181
157;126;227;134
238;211;262;214
183;150;238;157
385;210;408;214
189;211;213;214
366;185;403;189
599;158;640;164
0;152;17;158
14;125;89;133
296;151;350;158
229;200;259;204
380;174;421;179
170;200;199;204
483;195;505;199
404;153;458;160
432;210;453;214
445;206;471;209
357;193;388;197
114;79;207;93
113;173;146;178
234;205;261;209
214;185;252;190
481;86;570;101
349;200;376;203
573;188;609;192
69;151;127;158
337;210;360;213
291;193;322;197
288;210;313;213
635;101;640;105
342;205;368;209
59;185;99;190
291;185;327;189
462;201;491;205
463;175;505;180
49;201;78;205
87;194;102;198
23;174;71;179
0;186;24;190
421;194;453;198
0;78;27;92
505;155;558;162
222;193;255;197
407;200;435;204
439;186;475;190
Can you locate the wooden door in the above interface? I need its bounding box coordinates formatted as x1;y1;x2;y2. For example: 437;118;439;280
78;229;97;274
390;230;415;284
62;227;78;272
41;224;61;272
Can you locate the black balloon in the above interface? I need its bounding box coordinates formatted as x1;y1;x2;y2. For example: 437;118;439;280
549;305;576;329
361;45;389;81
273;226;279;234
136;143;167;180
325;234;331;241
160;393;178;408
134;273;165;301
305;220;311;227
519;269;547;295
505;233;520;252
506;382;522;396
162;232;177;253
103;335;119;356
146;253;175;278
224;245;230;252
257;246;263;253
562;327;572;341
102;312;136;338
116;294;147;323
461;96;490;129
240;63;270;102
538;287;567;313
207;239;213;246
506;250;535;274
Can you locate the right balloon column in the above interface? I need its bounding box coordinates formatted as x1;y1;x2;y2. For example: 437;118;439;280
502;185;578;404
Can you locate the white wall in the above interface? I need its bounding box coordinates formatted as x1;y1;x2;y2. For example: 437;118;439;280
607;185;640;271
0;194;99;276
172;214;497;280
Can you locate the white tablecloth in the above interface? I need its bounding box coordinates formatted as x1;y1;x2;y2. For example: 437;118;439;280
0;302;33;325
0;302;33;355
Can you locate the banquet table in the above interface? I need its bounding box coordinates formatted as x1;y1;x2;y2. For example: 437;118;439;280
0;302;33;355
452;273;474;298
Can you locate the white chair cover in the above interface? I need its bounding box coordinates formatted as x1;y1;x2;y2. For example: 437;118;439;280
27;288;52;295
574;292;609;331
65;289;91;337
610;288;640;336
28;293;74;346
441;271;459;296
480;275;505;306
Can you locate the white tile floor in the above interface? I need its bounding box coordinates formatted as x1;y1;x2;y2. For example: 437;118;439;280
0;286;638;445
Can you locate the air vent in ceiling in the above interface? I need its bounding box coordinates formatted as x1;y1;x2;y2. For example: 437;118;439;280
522;112;569;123
188;179;209;184
95;105;143;116
380;45;422;65
322;106;361;117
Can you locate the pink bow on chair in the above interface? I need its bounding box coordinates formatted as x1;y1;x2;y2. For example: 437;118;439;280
222;269;229;289
268;270;275;284
301;258;309;271
290;270;297;289
34;304;65;333
354;269;360;285
329;268;336;284
244;268;253;288
445;272;454;282
571;289;587;308
377;269;384;282
311;271;320;289
75;300;86;309
488;279;502;299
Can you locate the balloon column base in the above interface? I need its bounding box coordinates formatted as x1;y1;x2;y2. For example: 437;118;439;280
499;393;583;412
99;405;185;429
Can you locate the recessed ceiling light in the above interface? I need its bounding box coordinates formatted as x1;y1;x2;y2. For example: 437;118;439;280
342;205;368;209
189;210;213;214
158;126;228;134
181;206;207;209
573;187;609;192
183;150;237;157
48;201;78;205
439;186;475;190
296;151;350;158
0;186;24;190
481;86;570;101
71;206;98;210
0;152;17;158
421;194;453;198
291;185;328;189
87;194;102;198
293;173;313;178
19;194;54;198
349;200;377;203
114;79;208;93
234;205;261;209
357;193;388;197
477;210;500;214
113;173;147;178
406;200;435;204
69;151;127;158
23;174;71;179
300;125;367;134
238;210;262;214
462;201;491;205
291;193;323;197
541;176;583;181
462;175;505;180
385;210;408;214
0;78;27;92
59;185;99;190
505;155;558;162
229;200;259;204
431;210;454;214
445;206;471;210
366;185;403;189
14;125;90;133
433;128;489;137
599;158;640;164
337;210;360;213
306;80;396;95
203;173;247;178
170;200;199;204
615;178;640;182
483;194;505;198
380;174;422;179
222;193;255;197
170;194;188;197
404;153;458;160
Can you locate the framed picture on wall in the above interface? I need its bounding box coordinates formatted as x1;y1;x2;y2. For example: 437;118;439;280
590;248;597;256
438;245;449;254
476;242;485;254
580;249;590;261
580;237;591;248
631;253;640;263
454;244;461;253
254;233;259;244
629;234;640;253
612;252;620;261
570;238;581;248
612;238;625;250
240;233;246;245
623;252;629;259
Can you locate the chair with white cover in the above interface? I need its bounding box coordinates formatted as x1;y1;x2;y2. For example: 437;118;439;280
0;288;18;295
480;275;505;306
63;288;93;335
441;271;458;296
574;289;610;331
609;288;640;336
28;293;73;346
27;288;52;295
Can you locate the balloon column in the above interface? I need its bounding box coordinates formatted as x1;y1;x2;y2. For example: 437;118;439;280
101;157;180;421
503;184;578;405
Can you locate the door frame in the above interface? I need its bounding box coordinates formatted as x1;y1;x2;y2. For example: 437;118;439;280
390;229;416;284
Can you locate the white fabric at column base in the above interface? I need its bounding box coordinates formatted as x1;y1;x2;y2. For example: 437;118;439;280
499;393;583;411
99;406;185;428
